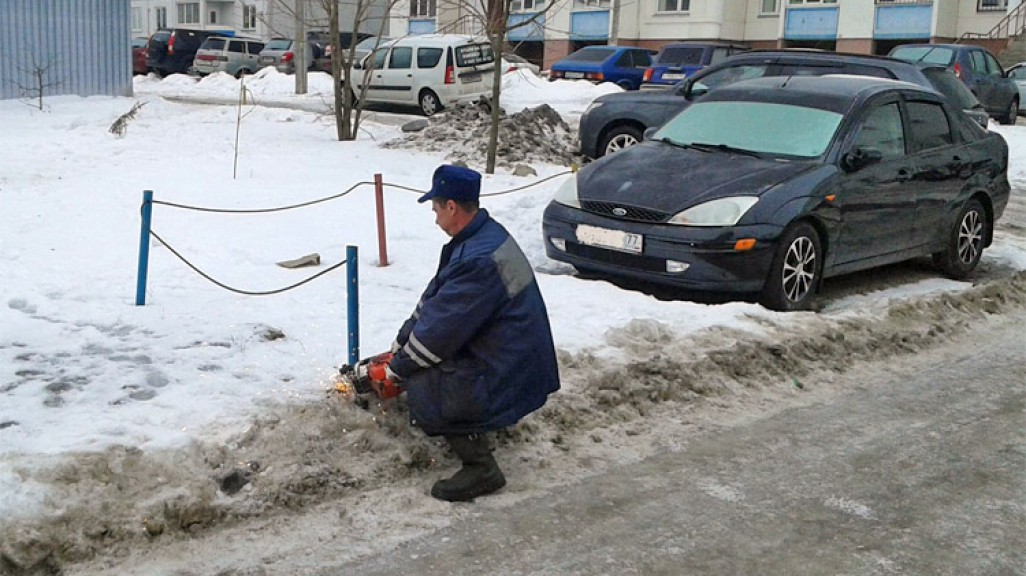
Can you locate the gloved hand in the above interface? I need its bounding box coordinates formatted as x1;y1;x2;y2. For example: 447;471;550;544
355;352;403;399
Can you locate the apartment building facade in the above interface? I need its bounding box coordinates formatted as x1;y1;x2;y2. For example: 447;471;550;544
129;0;392;41
398;0;1023;69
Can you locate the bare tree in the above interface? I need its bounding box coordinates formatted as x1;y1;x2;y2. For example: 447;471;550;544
439;0;558;173
16;56;63;110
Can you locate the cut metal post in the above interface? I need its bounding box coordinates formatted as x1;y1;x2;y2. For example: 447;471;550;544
347;245;359;365
136;190;154;306
375;173;389;267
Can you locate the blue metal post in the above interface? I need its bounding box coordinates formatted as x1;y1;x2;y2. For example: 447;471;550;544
346;245;359;365
135;190;154;306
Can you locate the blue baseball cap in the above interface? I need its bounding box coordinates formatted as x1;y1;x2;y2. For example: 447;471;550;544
417;165;482;203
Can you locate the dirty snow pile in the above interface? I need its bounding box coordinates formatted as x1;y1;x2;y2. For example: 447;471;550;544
383;102;578;167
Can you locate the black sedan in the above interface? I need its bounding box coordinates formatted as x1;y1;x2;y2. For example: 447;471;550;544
543;75;1010;311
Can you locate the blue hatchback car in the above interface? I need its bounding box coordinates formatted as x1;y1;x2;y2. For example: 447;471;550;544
549;46;656;91
642;42;749;88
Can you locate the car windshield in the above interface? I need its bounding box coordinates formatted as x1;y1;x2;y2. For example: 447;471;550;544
265;39;291;50
654;101;843;159
566;48;616;62
890;46;956;66
656;46;704;66
921;67;981;109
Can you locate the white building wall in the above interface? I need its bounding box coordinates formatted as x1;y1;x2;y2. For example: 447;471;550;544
955;0;1008;37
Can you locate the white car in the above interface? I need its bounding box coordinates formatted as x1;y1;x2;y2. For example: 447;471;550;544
353;34;496;116
1006;62;1026;115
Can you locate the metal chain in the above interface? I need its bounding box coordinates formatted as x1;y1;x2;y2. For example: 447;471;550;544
149;230;347;296
150;181;373;213
382;170;573;198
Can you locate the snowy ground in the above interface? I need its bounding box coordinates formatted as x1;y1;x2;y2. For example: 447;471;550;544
2;68;1026;573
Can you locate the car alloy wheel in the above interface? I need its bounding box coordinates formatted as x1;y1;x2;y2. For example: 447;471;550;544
933;198;987;279
957;208;983;265
420;90;441;116
762;222;821;312
782;237;816;303
600;125;643;157
1001;98;1019;125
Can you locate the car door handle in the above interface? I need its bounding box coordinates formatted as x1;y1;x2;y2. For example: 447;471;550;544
896;169;912;182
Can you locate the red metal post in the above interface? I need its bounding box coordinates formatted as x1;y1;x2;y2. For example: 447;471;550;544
374;173;389;267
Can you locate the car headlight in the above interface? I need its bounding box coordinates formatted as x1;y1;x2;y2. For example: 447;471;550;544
668;197;758;227
553;175;581;208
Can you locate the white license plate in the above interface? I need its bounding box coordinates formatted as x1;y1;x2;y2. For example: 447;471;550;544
576;225;643;253
564;71;585;79
462;73;481;83
662;73;685;80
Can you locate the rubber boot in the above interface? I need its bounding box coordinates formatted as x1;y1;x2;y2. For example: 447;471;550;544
430;434;506;502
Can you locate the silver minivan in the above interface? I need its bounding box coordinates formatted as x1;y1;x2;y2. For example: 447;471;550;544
258;39;321;74
193;36;266;78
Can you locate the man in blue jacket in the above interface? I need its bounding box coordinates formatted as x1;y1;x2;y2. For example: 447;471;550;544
369;164;560;502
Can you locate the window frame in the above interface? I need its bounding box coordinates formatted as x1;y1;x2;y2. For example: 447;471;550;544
977;0;1007;12
177;2;200;25
155;7;167;29
242;5;258;30
657;0;691;13
410;0;436;18
760;0;779;14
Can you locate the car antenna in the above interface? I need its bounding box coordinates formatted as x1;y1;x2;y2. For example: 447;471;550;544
780;74;795;88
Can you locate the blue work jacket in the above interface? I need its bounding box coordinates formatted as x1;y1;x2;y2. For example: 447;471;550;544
389;209;560;436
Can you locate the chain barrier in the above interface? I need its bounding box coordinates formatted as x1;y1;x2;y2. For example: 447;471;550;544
381;169;573;198
149;229;348;296
150;181;373;214
139;171;572;298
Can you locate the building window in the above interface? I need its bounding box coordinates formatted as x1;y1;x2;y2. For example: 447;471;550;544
511;0;546;11
243;5;258;29
574;0;611;8
761;0;779;13
978;0;1007;11
132;7;143;31
788;0;837;4
156;7;167;28
658;0;690;12
209;10;217;24
410;0;436;18
177;3;200;24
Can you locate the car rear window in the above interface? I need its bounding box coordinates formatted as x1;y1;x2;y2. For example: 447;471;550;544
455;43;494;67
565;48;616;62
890;46;955;66
656;46;705;66
921;68;979;109
202;38;226;51
265;39;291;51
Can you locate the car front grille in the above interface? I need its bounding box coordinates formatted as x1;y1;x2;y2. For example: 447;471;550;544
567;242;665;273
581;201;669;223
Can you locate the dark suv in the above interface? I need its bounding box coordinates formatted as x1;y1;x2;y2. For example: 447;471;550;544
579;50;990;159
888;43;1018;124
147;28;230;76
642;42;748;88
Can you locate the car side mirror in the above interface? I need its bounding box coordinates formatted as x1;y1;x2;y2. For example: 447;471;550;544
675;78;692;98
643;127;658;140
841;146;883;172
